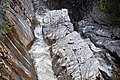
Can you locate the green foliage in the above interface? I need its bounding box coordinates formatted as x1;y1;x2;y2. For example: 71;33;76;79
3;0;9;8
98;0;120;12
99;0;107;11
98;0;120;24
0;21;13;32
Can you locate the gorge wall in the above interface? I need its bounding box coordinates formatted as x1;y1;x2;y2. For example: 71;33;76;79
0;0;120;80
0;0;37;79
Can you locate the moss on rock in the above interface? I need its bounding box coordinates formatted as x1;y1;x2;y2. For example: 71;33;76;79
0;21;13;32
98;0;120;25
99;0;107;11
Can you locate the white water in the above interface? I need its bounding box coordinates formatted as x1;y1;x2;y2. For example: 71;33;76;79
28;8;113;80
28;25;57;80
28;9;70;80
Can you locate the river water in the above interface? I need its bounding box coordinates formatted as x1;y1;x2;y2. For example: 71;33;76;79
28;23;57;80
28;8;115;80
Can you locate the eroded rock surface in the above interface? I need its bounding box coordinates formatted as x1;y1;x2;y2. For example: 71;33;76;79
0;0;36;80
78;19;120;59
78;19;120;79
0;0;120;80
35;8;120;80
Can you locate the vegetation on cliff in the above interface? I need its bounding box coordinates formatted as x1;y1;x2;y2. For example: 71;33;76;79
98;0;120;24
3;0;9;8
0;21;13;32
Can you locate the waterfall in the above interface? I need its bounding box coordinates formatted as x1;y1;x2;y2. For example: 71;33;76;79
28;5;118;79
28;24;57;80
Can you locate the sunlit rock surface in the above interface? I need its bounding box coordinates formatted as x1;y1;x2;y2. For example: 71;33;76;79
34;8;120;80
36;9;73;41
0;0;120;80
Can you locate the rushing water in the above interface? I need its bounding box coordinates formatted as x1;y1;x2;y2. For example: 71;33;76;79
28;7;116;79
28;24;57;80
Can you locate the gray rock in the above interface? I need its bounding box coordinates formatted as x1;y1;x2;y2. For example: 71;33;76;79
89;0;110;25
78;19;113;38
51;31;118;80
78;19;120;79
36;9;73;41
38;8;120;80
32;0;49;15
78;19;120;59
113;26;120;39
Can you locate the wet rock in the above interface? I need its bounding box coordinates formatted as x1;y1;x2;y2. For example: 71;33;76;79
78;20;120;58
113;26;120;39
78;19;113;38
0;0;119;80
78;19;120;79
39;8;120;80
52;31;119;80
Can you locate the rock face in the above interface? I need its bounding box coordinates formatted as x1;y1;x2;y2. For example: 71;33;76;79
34;7;120;80
44;0;93;22
78;19;120;59
32;0;49;15
89;0;120;25
0;0;37;80
0;0;120;80
44;0;120;25
78;19;120;79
